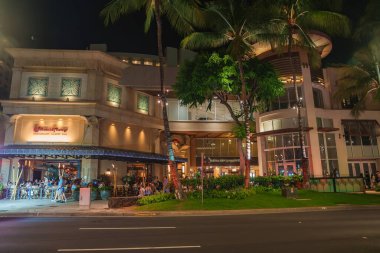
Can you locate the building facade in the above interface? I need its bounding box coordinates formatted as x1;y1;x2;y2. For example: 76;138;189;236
255;34;380;179
0;35;379;186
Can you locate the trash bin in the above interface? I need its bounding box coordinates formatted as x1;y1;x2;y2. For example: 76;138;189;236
79;188;91;206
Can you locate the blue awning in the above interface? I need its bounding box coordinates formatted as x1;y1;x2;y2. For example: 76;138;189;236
0;145;187;164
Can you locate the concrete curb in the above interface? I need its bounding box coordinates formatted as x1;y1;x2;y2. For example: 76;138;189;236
1;205;380;218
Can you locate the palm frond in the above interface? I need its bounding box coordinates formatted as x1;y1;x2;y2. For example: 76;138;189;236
299;11;350;37
144;3;155;33
164;0;207;35
181;32;228;50
101;0;145;25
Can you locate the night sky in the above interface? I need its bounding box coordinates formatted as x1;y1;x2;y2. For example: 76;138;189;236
0;0;368;64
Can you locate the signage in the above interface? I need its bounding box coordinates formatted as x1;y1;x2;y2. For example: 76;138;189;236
14;116;85;144
33;124;69;135
195;157;258;166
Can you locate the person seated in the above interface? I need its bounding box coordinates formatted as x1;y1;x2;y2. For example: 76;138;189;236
138;185;145;198
145;184;152;196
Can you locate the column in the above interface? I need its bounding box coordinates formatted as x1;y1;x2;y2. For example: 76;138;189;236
81;159;99;183
300;50;322;177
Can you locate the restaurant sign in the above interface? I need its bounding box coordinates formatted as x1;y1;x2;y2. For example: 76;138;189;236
15;116;85;143
195;157;258;166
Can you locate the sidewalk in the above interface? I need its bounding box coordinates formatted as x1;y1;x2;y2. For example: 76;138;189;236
1;190;380;217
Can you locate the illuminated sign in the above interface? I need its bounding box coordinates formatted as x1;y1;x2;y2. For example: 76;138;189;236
14;116;85;143
33;124;69;134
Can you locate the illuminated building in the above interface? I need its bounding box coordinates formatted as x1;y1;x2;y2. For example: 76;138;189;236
0;38;379;185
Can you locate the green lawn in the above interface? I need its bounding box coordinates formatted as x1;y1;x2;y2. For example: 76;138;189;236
136;191;380;211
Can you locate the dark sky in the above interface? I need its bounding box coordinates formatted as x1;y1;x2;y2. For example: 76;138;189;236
0;0;181;54
0;0;368;63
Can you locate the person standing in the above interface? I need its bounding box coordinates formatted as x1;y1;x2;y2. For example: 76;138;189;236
163;176;169;193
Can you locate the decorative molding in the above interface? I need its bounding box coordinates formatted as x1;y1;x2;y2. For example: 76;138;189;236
61;78;81;97
27;77;48;96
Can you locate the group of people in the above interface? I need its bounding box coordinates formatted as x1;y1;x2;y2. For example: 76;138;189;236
136;176;170;197
363;170;380;190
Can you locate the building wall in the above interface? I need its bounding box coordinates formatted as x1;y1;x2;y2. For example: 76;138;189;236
256;50;380;178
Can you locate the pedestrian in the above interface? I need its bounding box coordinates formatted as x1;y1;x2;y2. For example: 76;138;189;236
163;176;169;193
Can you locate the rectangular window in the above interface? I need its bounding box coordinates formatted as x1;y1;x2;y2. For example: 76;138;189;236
27;77;48;96
61;78;81;97
348;163;353;177
313;88;324;108
137;93;149;113
107;84;121;104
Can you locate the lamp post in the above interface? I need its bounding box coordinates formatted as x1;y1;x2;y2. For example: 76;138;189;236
112;164;117;197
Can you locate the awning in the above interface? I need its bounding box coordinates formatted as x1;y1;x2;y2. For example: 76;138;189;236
0;145;187;164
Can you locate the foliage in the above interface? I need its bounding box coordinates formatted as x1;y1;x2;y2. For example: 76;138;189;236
137;193;175;205
99;185;112;192
187;188;256;200
174;52;284;125
252;176;303;189
333;45;380;117
375;185;380;192
253;185;279;193
181;175;245;191
0;182;3;191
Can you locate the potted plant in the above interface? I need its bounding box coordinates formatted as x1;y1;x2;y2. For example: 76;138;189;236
0;182;4;199
72;187;80;201
99;185;112;200
90;187;98;201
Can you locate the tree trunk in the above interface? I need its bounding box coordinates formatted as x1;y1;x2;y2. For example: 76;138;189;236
237;59;250;188
288;32;308;186
154;0;184;199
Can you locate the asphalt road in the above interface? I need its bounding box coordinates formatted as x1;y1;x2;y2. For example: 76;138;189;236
1;208;380;253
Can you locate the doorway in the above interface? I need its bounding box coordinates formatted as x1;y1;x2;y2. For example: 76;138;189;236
276;162;296;176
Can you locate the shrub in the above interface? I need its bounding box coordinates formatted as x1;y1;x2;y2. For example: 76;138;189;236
252;175;303;188
137;193;175;205
99;186;112;191
187;188;256;200
253;185;279;193
181;175;244;191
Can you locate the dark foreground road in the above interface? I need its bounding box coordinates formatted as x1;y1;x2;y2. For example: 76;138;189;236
1;208;379;253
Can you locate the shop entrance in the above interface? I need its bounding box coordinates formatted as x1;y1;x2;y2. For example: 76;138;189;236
21;159;81;183
276;162;296;176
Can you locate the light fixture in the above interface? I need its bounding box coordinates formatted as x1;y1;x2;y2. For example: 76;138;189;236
106;169;111;175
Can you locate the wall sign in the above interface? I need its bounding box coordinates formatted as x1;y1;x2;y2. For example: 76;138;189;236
14;116;85;144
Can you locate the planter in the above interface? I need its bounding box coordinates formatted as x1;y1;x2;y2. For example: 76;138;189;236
72;190;80;201
100;190;111;200
281;187;298;199
90;190;98;201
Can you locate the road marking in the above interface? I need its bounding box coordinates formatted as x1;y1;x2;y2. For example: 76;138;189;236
57;245;201;252
79;227;176;230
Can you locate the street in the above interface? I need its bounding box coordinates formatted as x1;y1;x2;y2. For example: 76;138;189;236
1;208;379;253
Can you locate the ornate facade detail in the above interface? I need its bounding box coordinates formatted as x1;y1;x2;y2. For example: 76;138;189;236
107;84;121;104
27;77;48;96
61;78;81;97
137;93;149;113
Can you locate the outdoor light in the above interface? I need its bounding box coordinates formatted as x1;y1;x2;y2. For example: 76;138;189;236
106;169;111;175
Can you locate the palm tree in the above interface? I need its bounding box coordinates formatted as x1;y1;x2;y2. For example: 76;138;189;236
334;0;380;116
181;0;266;188
334;44;380;116
262;0;350;184
101;0;204;199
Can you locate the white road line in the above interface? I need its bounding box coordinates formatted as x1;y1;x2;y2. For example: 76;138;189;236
79;227;176;230
57;245;201;252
